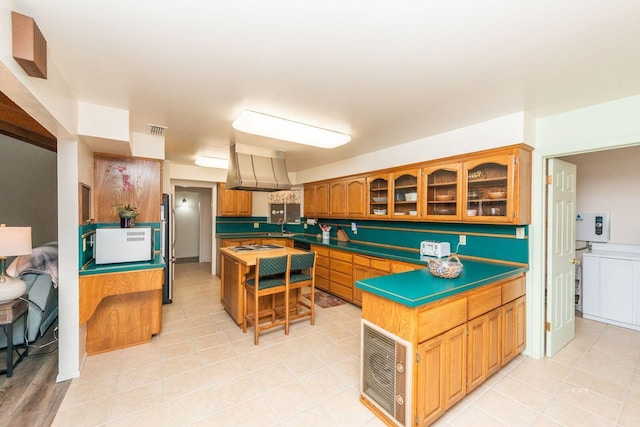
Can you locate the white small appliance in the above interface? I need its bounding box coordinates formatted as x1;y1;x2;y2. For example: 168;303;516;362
420;240;451;258
94;227;154;264
576;212;610;243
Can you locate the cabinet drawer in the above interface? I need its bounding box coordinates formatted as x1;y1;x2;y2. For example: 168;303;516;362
331;270;353;287
502;275;525;304
311;245;330;257
391;261;416;273
332;259;352;275
353;254;370;267
370;258;391;272
468;284;502;319
316;265;329;279
316;255;330;269
330;250;353;262
418;297;467;342
316;276;329;291
330;281;352;301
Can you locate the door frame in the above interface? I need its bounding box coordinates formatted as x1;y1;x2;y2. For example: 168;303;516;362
528;142;640;359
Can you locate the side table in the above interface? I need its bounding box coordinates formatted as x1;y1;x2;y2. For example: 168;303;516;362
0;297;28;378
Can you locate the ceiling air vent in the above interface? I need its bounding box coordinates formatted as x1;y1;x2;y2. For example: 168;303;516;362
147;124;167;136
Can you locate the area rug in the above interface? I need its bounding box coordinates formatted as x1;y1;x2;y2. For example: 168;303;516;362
304;289;347;308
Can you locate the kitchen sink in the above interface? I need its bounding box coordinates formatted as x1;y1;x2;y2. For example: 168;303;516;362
264;232;295;237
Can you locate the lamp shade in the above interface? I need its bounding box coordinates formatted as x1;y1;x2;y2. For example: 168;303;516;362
0;225;32;256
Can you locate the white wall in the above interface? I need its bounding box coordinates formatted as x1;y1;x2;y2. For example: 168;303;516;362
295;112;527;183
0;134;57;245
2;2;81;381
561;145;640;245
174;190;200;259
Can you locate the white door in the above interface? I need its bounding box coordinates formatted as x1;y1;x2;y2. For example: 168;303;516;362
546;158;577;356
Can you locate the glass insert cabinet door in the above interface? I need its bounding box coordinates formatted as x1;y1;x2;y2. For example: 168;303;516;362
391;169;420;217
423;163;461;219
368;174;390;218
463;154;512;221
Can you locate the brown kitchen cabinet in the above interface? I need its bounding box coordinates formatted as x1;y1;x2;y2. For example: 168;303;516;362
302;144;531;224
347;177;367;217
462;146;531;224
391;169;421;218
416;321;468;427
311;245;330;292
329;249;353;301
304;182;329;217
329;180;347;217
423;162;462;221
367;173;390;218
361;273;526;426
218;183;252;217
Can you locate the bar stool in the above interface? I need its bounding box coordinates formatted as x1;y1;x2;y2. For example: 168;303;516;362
242;254;290;345
284;252;317;335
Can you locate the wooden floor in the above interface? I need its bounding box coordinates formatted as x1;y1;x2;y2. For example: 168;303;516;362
0;322;69;426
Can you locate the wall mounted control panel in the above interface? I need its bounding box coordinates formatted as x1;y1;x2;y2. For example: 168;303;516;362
576;212;610;243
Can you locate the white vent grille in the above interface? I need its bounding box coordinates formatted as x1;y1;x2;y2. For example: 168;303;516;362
361;320;411;427
147;123;167;136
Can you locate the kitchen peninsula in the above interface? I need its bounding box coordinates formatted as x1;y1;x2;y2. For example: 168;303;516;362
357;262;527;426
220;244;308;324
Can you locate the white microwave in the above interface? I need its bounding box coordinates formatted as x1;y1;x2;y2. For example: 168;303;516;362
94;227;154;264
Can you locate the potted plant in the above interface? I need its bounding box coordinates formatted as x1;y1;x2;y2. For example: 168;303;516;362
115;204;139;228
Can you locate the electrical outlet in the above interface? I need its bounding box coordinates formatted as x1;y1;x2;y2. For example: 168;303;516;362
516;227;525;239
304;223;308;229
253;222;259;229
459;235;467;245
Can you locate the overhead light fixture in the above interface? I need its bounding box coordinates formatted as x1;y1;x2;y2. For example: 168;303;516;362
232;110;351;149
195;156;229;169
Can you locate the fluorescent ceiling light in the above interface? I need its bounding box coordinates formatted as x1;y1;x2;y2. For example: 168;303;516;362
195;156;228;169
232;110;351;149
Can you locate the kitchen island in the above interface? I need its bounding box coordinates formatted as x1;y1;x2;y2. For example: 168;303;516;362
356;261;527;426
220;245;308;325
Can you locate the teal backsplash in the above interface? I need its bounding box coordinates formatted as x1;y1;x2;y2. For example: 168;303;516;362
216;217;528;264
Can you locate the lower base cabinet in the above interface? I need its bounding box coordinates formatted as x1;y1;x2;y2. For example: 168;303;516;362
362;274;526;427
417;323;468;426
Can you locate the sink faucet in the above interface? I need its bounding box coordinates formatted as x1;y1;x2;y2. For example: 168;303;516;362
277;218;287;234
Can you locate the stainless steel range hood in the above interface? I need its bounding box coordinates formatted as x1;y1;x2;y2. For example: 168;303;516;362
226;143;292;191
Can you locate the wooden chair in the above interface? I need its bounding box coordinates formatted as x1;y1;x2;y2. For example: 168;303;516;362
242;254;290;345
284;252;317;335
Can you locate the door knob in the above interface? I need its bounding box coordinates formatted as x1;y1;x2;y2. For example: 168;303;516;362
571;259;580;265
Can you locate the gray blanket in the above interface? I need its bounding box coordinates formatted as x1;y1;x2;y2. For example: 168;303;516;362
7;241;59;288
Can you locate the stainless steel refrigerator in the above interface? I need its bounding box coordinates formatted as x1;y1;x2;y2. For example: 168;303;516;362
161;193;175;304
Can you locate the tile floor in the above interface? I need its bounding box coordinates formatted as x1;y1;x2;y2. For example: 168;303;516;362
53;262;640;426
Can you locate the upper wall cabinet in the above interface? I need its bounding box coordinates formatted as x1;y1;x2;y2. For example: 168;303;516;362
423;162;462;221
218;183;252;217
391;169;421;218
94;154;162;223
304;182;329;218
367;174;390;218
347;178;367;218
302;144;532;224
462;146;531;224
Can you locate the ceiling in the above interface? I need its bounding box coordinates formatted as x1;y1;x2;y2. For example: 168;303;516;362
15;0;640;172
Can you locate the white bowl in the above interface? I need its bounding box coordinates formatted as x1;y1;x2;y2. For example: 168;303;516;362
467;209;477;216
405;192;418;202
409;210;417;216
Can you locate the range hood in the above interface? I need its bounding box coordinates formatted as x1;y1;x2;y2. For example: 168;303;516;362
226;143;292;191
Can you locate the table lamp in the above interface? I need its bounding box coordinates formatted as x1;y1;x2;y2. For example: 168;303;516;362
0;224;32;303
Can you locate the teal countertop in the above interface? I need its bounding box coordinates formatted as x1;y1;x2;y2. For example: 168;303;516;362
217;233;528;308
356;259;527;308
217;232;425;266
80;253;165;276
